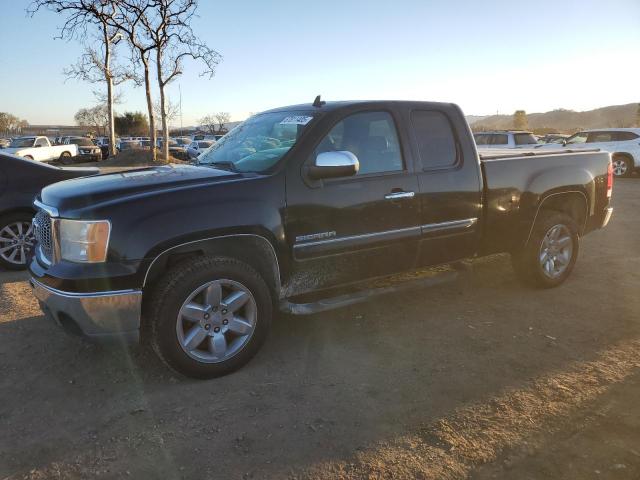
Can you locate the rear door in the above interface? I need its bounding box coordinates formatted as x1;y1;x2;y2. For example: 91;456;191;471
406;108;482;266
284;109;421;292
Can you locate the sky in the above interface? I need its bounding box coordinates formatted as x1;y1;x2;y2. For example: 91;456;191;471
0;0;639;127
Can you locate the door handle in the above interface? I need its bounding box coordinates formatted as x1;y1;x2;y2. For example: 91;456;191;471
385;191;415;200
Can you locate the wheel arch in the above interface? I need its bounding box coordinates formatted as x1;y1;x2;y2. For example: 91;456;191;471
525;190;589;245
142;234;282;299
0;207;36;220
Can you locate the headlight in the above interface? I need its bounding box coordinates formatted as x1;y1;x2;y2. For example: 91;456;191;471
57;219;111;263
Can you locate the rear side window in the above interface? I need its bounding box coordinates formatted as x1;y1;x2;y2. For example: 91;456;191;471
615;131;640;141
410;110;457;169
587;132;614;143
514;133;537;145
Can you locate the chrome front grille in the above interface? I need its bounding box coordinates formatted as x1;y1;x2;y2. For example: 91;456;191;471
33;209;52;260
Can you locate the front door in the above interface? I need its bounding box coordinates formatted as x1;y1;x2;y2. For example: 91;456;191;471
284;110;421;295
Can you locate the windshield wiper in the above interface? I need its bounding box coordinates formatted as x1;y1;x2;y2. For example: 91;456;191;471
205;161;238;172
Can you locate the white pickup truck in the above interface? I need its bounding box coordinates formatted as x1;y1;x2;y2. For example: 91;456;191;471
3;136;78;163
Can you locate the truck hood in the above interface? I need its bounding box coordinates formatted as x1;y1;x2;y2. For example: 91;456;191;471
40;164;242;213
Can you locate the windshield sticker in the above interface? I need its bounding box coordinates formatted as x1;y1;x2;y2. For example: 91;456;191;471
279;116;313;125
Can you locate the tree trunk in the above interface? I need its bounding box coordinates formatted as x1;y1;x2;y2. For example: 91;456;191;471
156;51;169;162
142;57;156;162
103;26;117;157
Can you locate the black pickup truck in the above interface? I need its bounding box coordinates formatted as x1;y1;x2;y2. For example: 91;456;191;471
29;99;613;378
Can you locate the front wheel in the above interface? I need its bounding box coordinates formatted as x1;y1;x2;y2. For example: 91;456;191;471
59;151;73;165
0;213;36;270
148;256;273;379
511;211;579;288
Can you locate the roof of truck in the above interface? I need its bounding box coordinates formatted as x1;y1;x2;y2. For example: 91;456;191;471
262;99;457;114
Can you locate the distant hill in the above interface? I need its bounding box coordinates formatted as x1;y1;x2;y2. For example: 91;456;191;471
470;103;639;133
465;115;489;125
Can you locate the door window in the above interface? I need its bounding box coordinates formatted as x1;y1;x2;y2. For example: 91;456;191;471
514;133;537;145
316;111;403;175
410;110;458;169
35;137;49;147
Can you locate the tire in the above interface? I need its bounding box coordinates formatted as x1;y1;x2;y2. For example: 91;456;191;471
611;155;633;177
59;151;73;165
511;211;579;288
23;155;33;160
0;212;36;270
148;256;273;379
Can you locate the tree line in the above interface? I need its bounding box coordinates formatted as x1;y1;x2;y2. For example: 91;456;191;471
0;113;29;137
29;0;222;161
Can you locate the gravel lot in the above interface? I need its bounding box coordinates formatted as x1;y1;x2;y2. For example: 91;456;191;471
1;178;639;480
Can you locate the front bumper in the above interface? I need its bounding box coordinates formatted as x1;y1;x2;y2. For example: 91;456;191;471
77;153;101;162
30;277;142;343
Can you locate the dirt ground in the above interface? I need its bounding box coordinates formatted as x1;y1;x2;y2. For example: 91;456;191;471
1;178;639;480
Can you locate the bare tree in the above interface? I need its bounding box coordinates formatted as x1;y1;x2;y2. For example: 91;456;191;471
138;0;222;160
198;112;230;135
0;113;29;136
28;0;131;156
198;114;217;135
214;112;231;134
74;104;109;136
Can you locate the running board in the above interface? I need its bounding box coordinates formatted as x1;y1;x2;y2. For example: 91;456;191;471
279;269;459;315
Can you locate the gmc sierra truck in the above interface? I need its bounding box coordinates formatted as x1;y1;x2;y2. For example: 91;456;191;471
29;99;614;379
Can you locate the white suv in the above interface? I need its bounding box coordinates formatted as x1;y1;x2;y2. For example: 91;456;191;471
474;131;539;149
550;128;640;177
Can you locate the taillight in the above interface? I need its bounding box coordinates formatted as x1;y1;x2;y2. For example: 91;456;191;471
607;162;613;198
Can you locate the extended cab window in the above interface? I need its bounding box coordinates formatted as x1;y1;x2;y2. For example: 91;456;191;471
316;111;403;175
411;110;457;169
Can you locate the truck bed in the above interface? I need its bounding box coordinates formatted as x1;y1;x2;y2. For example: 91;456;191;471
479;148;612;255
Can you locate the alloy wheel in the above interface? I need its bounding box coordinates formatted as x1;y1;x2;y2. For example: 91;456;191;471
538;224;573;279
612;158;628;176
0;221;35;266
176;279;257;363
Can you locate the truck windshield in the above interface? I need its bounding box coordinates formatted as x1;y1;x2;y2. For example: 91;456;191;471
197;112;315;172
9;138;35;148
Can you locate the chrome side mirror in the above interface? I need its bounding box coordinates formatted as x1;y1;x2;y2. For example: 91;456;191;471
308;151;359;180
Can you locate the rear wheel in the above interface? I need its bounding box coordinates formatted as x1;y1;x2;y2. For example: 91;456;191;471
0;213;35;270
59;151;73;165
511;211;579;288
612;155;632;177
148;256;273;379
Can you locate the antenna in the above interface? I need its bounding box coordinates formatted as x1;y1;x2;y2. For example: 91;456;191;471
313;95;326;108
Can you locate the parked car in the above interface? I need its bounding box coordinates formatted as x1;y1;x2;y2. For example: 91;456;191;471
186;140;214;159
0;152;98;270
0;138;10;148
95;137;117;159
29;99;613;379
192;134;219;142
116;140;141;152
538;128;640;177
3;136;78;163
65;137;102;163
474;130;539;149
